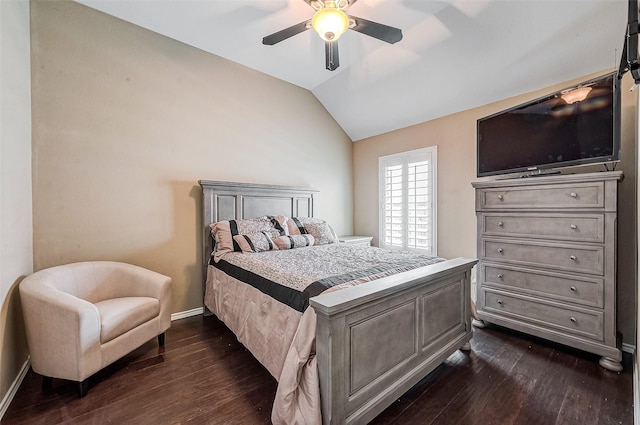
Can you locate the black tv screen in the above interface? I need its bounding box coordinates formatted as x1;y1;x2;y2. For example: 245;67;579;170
477;73;620;177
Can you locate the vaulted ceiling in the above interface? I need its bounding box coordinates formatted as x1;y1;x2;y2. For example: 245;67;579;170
77;0;628;141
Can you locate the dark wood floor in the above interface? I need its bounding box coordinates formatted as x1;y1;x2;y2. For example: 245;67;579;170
3;315;633;425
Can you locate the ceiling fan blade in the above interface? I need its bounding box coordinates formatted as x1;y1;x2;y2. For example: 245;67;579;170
325;41;340;71
262;20;312;45
349;16;403;44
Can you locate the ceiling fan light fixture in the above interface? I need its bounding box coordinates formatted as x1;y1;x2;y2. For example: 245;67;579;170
312;7;349;41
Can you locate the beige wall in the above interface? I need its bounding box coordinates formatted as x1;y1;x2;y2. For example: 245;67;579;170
0;0;32;415
30;1;353;314
354;71;637;346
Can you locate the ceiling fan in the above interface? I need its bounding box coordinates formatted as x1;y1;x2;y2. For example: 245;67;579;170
262;0;403;71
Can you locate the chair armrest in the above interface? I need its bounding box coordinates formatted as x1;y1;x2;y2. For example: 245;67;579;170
131;266;172;332
125;265;173;331
20;275;102;381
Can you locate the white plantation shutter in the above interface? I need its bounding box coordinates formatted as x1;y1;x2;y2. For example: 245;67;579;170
379;147;437;254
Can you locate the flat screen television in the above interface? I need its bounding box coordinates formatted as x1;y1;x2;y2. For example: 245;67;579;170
477;72;620;177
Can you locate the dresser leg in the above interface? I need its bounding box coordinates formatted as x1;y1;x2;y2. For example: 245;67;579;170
472;319;486;328
460;342;472;351
599;356;623;372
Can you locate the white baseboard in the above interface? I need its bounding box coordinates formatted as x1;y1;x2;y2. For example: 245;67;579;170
635;350;639;425
171;307;203;321
0;356;30;422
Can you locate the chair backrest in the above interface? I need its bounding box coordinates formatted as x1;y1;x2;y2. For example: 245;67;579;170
28;261;144;303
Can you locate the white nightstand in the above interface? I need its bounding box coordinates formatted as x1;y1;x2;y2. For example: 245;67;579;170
338;235;373;247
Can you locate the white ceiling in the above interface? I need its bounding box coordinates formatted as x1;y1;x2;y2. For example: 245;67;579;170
77;0;628;141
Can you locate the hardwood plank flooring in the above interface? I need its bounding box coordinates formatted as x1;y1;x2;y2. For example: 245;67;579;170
3;315;633;425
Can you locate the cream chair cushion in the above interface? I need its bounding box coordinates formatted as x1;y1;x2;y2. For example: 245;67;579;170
95;297;160;343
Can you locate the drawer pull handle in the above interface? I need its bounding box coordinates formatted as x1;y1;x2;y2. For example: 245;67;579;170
497;274;504;279
570;286;577;292
498;195;504;200
570;317;577;323
570;224;577;230
498;248;504;254
497;299;503;305
498;221;504;227
570;192;578;198
570;255;577;261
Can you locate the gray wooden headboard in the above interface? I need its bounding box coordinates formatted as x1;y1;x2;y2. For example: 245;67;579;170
198;180;318;269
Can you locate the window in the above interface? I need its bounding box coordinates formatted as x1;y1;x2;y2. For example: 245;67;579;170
379;146;437;254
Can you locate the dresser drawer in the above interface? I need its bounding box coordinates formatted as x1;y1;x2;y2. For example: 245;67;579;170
481;238;604;275
478;181;604;210
480;263;604;308
482;290;604;341
480;213;604;243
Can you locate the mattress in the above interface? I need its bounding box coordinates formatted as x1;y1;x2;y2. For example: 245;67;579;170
211;243;445;311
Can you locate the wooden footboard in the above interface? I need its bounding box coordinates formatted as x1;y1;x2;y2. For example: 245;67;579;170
310;257;477;425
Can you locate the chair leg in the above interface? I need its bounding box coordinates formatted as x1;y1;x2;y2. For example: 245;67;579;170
78;379;89;398
157;332;165;346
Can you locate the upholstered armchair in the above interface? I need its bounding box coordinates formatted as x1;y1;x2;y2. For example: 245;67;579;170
19;261;172;397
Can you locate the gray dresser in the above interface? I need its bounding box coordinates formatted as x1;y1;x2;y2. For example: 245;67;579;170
472;171;623;371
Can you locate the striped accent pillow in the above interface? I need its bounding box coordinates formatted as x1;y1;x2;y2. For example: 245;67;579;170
233;232;278;253
286;217;308;236
287;217;338;245
273;234;315;250
210;216;275;254
267;215;288;236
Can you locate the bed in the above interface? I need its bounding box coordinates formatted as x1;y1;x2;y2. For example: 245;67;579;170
199;180;477;425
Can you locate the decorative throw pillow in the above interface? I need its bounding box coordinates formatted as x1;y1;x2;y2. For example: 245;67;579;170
233;232;278;253
273;234;315;250
289;217;338;245
210;216;275;254
285;216;308;236
267;215;289;236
